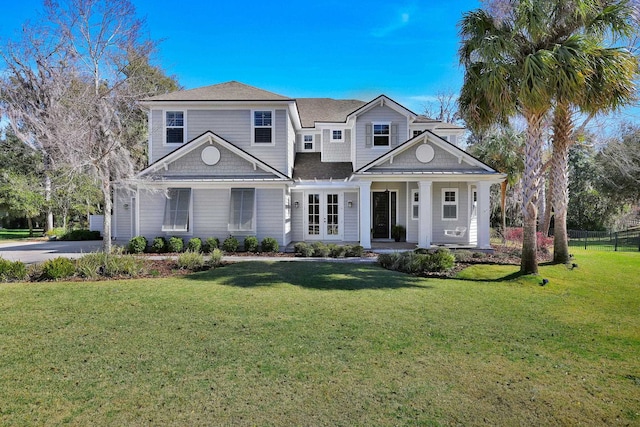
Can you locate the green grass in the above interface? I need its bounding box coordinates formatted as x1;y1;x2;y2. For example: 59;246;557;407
1;250;639;425
0;228;43;242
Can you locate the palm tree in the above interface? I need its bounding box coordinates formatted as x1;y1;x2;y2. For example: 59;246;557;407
550;30;638;263
459;0;637;273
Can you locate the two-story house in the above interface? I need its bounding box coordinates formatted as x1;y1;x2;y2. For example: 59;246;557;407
113;81;504;249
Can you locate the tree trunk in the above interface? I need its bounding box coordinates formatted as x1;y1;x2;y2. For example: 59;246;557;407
102;179;112;254
521;110;545;274
551;103;572;264
501;180;507;243
27;217;34;237
541;170;553;236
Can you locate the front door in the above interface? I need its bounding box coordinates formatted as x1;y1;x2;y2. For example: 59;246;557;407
305;192;342;240
372;191;397;239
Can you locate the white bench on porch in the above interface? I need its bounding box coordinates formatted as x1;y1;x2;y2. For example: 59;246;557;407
444;227;467;238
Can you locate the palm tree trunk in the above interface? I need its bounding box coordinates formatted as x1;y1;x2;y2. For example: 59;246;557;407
521;110;545;274
541;172;553;236
501;180;507;243
551;103;572;263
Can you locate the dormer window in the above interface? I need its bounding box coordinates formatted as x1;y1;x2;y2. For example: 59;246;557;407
331;130;343;142
166;111;185;144
373;123;390;147
253;110;273;144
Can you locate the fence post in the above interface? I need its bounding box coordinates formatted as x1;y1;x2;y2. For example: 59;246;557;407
584;230;587;250
614;232;618;252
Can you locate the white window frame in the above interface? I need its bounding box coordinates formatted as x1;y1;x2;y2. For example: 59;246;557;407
411;189;419;220
373;122;391;147
162;188;192;233
442;188;458;221
331;129;344;142
252;110;274;145
228;188;256;232
303;134;314;151
164;110;186;145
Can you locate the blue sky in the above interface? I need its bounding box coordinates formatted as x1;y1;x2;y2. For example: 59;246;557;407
3;0;482;113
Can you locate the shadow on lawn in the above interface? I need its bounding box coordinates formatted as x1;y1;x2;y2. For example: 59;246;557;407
186;261;431;291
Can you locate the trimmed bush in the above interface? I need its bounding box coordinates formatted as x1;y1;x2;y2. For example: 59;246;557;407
0;257;27;282
151;237;167;253
378;249;455;274
177;251;205;270
187;237;203;253
167;236;184;253
429;248;455;271
128;236;147;254
41;257;76;280
203;237;219;253
453;250;474;263
244;236;259;252
378;253;400;269
222;236;239;252
311;242;330;257
210;248;223;267
261;237;279;253
76;253;144;279
294;242;314;257
329;244;347;258
345;245;364;257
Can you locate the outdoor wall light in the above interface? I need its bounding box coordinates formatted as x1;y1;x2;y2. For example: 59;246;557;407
294;201;299;208
347;200;353;208
123;203;130;210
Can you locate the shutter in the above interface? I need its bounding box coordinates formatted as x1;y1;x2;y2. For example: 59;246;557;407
345;129;351;143
391;124;399;146
365;124;372;147
323;129;330;144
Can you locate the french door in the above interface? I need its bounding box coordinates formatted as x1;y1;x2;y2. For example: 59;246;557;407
305;192;342;240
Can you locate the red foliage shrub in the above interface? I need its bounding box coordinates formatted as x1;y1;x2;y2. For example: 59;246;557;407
505;227;553;251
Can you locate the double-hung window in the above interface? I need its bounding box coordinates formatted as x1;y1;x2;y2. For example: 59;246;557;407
229;188;255;231
373;123;390;147
442;188;458;220
253;111;273;144
303;134;313;150
331;130;343;142
163;188;191;232
166;111;185;144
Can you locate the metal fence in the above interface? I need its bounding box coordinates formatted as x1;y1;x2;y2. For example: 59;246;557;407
568;229;640;252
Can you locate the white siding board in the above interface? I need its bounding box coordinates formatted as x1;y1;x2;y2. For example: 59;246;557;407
256;188;284;246
138;190;166;241
343;191;359;241
291;191;304;241
371;142;481;172
355;105;408;170
192;188;230;239
431;182;470;244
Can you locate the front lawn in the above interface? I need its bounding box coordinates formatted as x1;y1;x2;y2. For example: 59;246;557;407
0;228;42;242
1;250;638;425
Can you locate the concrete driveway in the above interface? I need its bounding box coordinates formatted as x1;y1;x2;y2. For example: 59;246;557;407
0;240;104;264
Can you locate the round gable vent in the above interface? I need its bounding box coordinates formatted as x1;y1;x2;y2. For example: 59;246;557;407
415;144;435;163
201;146;220;165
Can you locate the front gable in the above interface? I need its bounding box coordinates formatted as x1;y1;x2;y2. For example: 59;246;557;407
354;131;498;177
138;131;289;181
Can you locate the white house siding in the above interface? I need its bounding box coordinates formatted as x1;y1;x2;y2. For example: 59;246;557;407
256;188;285;246
166;143;274;177
406;182;419;243
290;191;304;242
287;113;295;177
431;182;470;244
322;129;352;162
371;142;482;172
355;105;408;170
343;191;359;241
149;109;289;175
192;188;231;239
114;188;134;241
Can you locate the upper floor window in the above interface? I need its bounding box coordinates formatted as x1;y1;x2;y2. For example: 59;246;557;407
413;130;424;138
253;110;273;144
166;111;184;144
373;123;390;147
332;130;343;142
303;134;313;150
442;188;458;220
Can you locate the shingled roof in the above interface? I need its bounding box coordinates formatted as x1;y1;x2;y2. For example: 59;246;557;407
143;81;292;102
293;153;353;180
294;98;366;128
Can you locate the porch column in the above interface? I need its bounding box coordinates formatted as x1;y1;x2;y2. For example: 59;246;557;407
418;181;432;248
477;181;491;249
359;181;372;249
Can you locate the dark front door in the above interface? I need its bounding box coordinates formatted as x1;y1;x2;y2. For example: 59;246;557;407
373;191;397;239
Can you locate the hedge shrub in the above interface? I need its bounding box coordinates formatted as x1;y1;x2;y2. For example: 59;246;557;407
41;257;76;280
187;237;203;253
244;236;259;252
378;249;455;274
203;237;219;253
222;236;239;252
210;248;223;267
0;257;27;282
151;237;167;253
167;236;184;253
261;237;279;253
294;242;314;257
177;251;205;270
128;236;147;254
